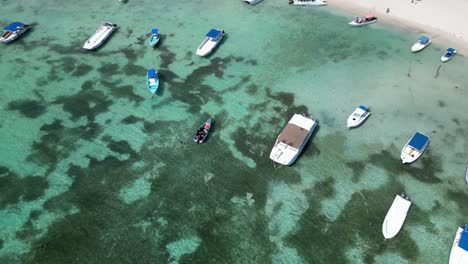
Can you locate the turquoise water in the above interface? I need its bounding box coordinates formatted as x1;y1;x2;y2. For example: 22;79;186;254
1;0;468;263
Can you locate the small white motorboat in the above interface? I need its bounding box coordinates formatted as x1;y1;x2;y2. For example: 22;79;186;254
83;22;118;50
401;132;429;164
289;0;328;6
0;22;30;43
441;48;457;62
270;113;318;166
348;14;378;26
411;36;431;52
346;105;370;128
196;29;225;57
449;225;468;264
244;0;263;4
464;165;468;183
382;193;412;239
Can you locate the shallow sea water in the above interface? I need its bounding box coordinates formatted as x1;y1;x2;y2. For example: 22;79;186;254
1;0;468;263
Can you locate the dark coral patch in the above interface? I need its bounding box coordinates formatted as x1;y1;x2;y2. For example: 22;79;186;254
121;115;145;124
100;80;144;103
346;161;366;182
8;99;46;118
98;63;119;77
0;166;48;208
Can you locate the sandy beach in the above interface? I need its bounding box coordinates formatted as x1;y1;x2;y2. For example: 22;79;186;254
329;0;468;50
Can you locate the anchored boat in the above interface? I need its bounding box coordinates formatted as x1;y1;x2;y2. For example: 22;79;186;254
347;106;370;128
449;225;468;264
289;0;328;6
465;165;468;183
83;22;117;50
441;48;456;62
149;28;160;47
193;118;212;144
244;0;263;4
400;132;429;164
147;69;159;95
196;29;225;56
0;22;30;43
382;193;412;239
411;36;431;52
349;14;378;26
270;113;318;165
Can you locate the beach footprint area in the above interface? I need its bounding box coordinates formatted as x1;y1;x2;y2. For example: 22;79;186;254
0;0;468;263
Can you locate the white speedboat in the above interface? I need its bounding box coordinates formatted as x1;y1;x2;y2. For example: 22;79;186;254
349;14;378;26
0;22;30;43
441;48;456;62
400;132;429;164
346;105;370;128
196;29;225;56
382;193;412;239
289;0;328;6
449;225;468;264
411;36;431;52
83;22;118;50
244;0;263;4
270;113;318;165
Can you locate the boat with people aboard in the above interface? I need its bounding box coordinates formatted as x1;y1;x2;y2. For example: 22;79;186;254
382;193;412;239
347;105;370;128
146;69;159;95
400;132;429;164
441;48;456;62
244;0;263;4
270;113;318;165
349;14;378;26
196;29;225;56
289;0;328;6
449;225;468;264
149;28;160;47
411;36;431;52
83;22;118;50
193;118;212;144
0;22;30;43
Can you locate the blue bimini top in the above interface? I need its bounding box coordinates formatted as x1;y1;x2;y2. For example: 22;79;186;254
358;105;369;112
206;29;222;39
4;22;24;31
419;36;429;43
147;69;157;78
447;48;456;53
151;28;158;35
408;132;429;151
459;226;468;251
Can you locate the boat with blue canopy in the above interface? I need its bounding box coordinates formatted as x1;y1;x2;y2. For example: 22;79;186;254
411;36;431;52
347;105;371;128
0;22;30;43
449;225;468;264
401;132;429;164
149;28;160;47
147;69;159;95
441;48;457;62
196;29;225;56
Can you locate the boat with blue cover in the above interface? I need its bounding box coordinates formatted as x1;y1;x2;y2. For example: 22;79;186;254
0;22;30;43
411;36;431;52
400;132;429;164
147;69;159;95
441;48;456;62
149;28;160;47
449;225;468;264
347;105;370;128
196;29;225;56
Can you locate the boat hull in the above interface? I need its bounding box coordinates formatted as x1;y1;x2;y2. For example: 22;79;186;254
244;0;263;4
347;108;370;128
193;118;212;143
0;25;30;43
83;23;117;50
196;32;224;57
348;20;377;27
411;41;431;52
147;69;159;95
449;227;468;264
150;35;160;47
465;165;468;183
382;195;411;239
400;132;429;164
291;0;327;6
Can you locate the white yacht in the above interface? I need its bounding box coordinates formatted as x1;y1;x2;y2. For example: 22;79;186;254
400;132;429;164
289;0;328;6
196;29;225;56
270;113;318;165
83;22;118;50
449;225;468;264
244;0;263;4
346;105;370;128
382;193;412;239
0;22;30;43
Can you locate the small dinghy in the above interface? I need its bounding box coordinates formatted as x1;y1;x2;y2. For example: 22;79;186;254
382;193;412;239
289;0;328;6
449;225;468;264
411;36;431;52
465;165;468;184
147;69;159;95
244;0;263;4
441;48;456;62
149;28;160;47
400;132;429;164
0;22;30;43
196;29;225;56
193;118;212;143
348;14;377;26
347;105;370;128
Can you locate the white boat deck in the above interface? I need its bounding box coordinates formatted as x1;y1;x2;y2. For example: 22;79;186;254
382;195;411;239
450;227;468;264
83;22;116;50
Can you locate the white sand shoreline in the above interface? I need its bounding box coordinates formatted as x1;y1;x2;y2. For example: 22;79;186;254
327;0;468;52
